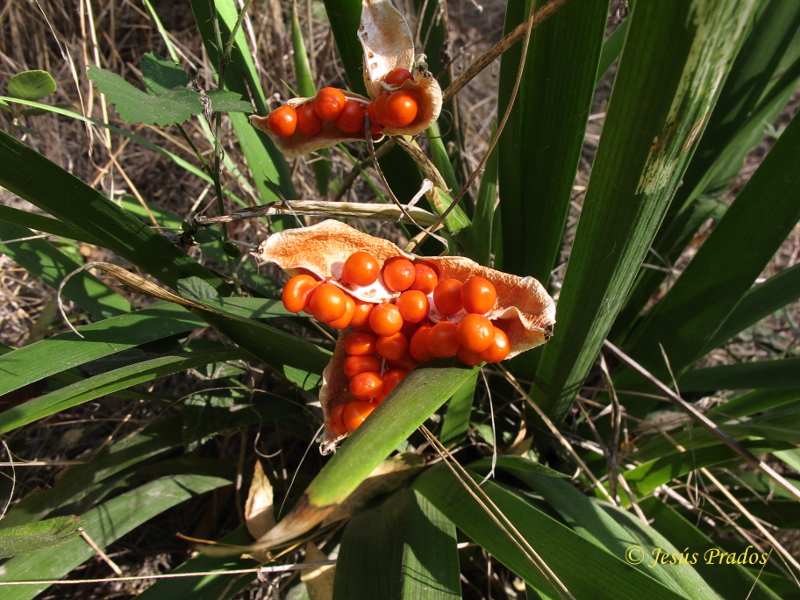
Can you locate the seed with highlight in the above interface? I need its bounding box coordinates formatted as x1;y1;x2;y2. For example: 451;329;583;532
343;400;376;432
375;332;408;361
433;279;463;316
267;105;297;137
343;355;382;379
349;372;383;401
382;257;415;292
314;87;347;121
307;283;347;323
368;302;403;336
462;276;497;314
344;332;377;356
426;321;459;358
281;274;319;313
330;403;348;436
395;290;429;323
341;251;380;286
297;103;323;136
457;313;494;353
481;327;510;363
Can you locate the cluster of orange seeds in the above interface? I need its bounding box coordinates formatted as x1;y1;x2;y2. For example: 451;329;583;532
266;69;421;140
281;250;511;436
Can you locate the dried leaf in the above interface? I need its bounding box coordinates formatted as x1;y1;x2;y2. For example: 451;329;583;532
301;542;335;600
245;460;276;539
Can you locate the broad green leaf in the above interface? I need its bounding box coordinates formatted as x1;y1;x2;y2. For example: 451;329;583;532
414;465;687;600
7;70;56;101
439;370;478;446
498;0;609;285
0;221;132;319
679;358;800;392
206;90;254;114
595;14;630;85
0;299;290;398
619;440;793;501
255;364;476;548
0;129;230;295
136;528;257;599
709;387;800;419
0;347;250;434
615;111;800;415
0;474;232;600
321;0;364;95
333;488;460;600
699;262;800;355
427;123;459;195
0;97;247;207
0;204;102;245
465;134;498;267
140;52;191;94
190;0;296;206
470;456;567;478
641;497;782;600
520;474;719;600
87;65;203;125
0;516;83;559
531;0;759;421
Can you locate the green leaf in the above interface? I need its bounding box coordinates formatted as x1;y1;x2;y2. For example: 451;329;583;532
0;221;132;319
333;488;460;600
414;465;688;600
0;347;250;435
641;497;782;600
498;0;609;285
464;133;498;267
520;474;718;600
439;370;478;446
205;90;253;114
679;358;800;392
614;110;800;415
7;70;56;101
0;474;232;600
469;456;568;478
87;64;202;126
0;128;230;295
530;0;760;422
140;52;191;94
0;516;83;559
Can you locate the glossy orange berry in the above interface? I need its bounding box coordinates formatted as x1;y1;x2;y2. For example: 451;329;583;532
426;321;460;358
344;332;377;356
349;372;383;401
282;274;319;313
336;100;366;133
341;251;380;286
376;332;408;361
383;68;414;88
314;87;347;121
297;103;323;136
343;355;382;379
382;257;415;292
462;276;497;315
395;290;429;323
411;263;439;295
387;351;419;372
481;327;510;363
368;302;403;336
330;403;348;436
343;400;376;432
433;279;463;316
379;91;418;128
409;324;436;362
457;346;484;367
267;105;297;137
307;283;347;323
456;313;494;353
350;298;374;328
327;293;355;328
374;368;408;403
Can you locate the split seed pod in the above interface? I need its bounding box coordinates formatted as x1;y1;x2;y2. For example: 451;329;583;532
256;221;556;452
251;0;442;155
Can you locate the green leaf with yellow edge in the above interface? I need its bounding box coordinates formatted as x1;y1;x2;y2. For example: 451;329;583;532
87;65;202;126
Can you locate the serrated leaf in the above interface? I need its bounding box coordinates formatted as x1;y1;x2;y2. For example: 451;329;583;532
205;90;253;114
8;70;56;101
140;52;191;95
0;516;83;558
87;65;202;126
245;460;276;540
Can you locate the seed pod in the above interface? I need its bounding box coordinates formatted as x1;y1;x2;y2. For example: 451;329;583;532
250;0;442;154
256;220;556;452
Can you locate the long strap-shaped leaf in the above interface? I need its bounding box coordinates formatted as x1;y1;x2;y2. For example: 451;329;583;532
615;110;800;412
0;129;229;295
529;0;759;422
